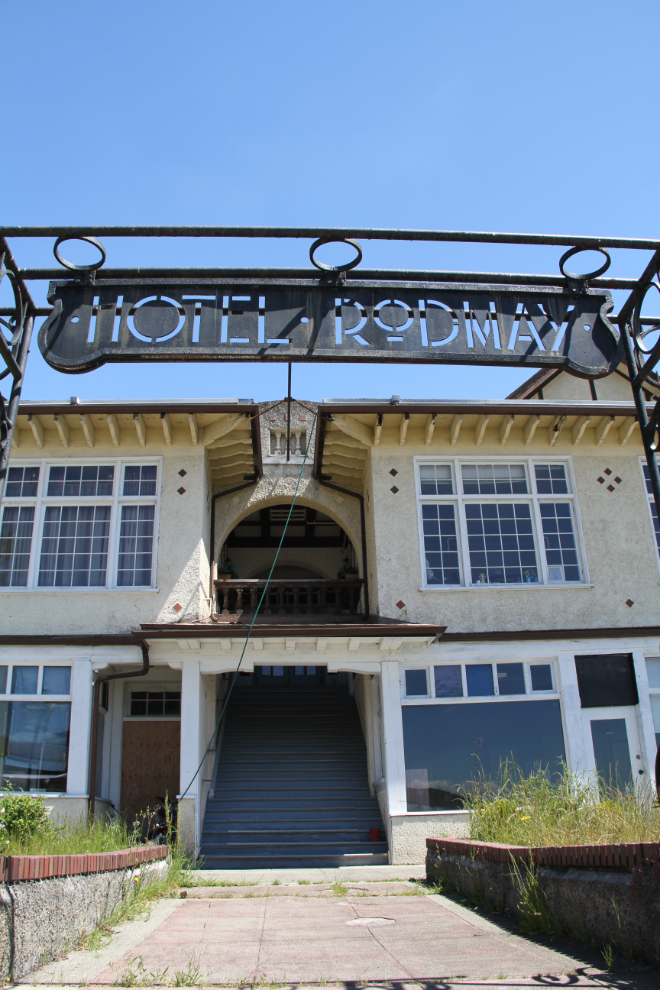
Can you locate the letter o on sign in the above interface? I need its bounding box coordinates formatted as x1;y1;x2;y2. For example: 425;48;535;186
128;296;186;343
373;299;414;336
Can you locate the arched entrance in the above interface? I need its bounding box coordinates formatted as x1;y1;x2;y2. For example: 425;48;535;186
214;500;364;621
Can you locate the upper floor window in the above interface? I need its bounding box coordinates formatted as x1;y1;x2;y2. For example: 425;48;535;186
417;458;586;588
0;459;161;590
641;463;660;561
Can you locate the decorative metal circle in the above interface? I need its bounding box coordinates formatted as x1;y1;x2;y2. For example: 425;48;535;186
53;235;106;272
631;279;660;388
559;245;611;281
309;237;362;273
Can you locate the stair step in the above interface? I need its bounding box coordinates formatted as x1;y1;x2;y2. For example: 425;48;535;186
200;684;386;868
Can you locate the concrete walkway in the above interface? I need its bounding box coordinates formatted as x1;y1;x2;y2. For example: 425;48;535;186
20;869;656;988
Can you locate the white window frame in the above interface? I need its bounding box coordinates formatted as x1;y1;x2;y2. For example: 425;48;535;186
645;656;660;751
639;457;660;578
1;457;162;591
400;659;560;704
415;455;589;590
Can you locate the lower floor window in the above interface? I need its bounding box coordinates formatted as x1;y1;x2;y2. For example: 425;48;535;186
0;701;71;792
402;700;566;810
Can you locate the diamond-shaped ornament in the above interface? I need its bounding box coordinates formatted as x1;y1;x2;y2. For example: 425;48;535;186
390;486;399;494
177;487;186;495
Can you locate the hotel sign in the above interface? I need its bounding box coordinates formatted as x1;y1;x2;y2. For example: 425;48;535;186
39;279;619;378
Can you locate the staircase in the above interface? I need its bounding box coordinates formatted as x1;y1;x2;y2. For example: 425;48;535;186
200;686;388;868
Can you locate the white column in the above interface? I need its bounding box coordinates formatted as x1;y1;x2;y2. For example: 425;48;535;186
556;651;587;771
632;650;657;782
371;674;383;782
107;679;125;810
67;659;93;797
380;661;407;817
179;659;202;853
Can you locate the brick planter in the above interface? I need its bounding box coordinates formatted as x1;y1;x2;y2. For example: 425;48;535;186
0;844;169;980
0;843;168;882
427;838;660;967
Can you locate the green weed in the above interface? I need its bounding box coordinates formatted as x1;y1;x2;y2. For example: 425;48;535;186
172;952;208;987
331;882;349;896
464;761;660;847
601;943;616;971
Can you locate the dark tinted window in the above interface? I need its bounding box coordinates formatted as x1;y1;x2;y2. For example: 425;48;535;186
531;664;553;692
466;664;494;696
405;669;428;696
497;663;526;695
434;665;463;697
575;654;638;708
42;667;71;695
402;700;566;810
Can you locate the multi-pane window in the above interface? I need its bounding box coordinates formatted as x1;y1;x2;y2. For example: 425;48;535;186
0;506;35;586
47;464;114;497
123;465;157;497
5;466;39;498
416;458;585;587
128;689;181;717
0;664;72;792
38;506;111;587
403;661;556;700
401;661;564;810
117;505;155;586
421;504;460;585
641;464;660;556
0;459;160;590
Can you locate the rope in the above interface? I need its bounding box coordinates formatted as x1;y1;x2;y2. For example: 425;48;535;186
179;410;318;801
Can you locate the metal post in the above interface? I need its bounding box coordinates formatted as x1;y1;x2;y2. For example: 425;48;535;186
286;363;292;462
617;248;660;525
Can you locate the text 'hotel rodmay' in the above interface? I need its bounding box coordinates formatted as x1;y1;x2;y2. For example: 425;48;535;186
2;368;660;865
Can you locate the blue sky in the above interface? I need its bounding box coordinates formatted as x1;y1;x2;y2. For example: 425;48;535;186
2;0;658;403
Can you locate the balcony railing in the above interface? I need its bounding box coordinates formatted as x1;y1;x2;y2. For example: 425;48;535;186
214;578;364;620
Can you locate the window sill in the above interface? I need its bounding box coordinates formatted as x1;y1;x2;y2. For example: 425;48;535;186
418;583;594;592
0;587;160;593
392;809;470;817
402;694;561;704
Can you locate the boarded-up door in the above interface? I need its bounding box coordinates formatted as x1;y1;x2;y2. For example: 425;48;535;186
120;721;180;823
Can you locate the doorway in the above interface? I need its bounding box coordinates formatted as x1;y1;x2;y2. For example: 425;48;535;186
586;706;643;789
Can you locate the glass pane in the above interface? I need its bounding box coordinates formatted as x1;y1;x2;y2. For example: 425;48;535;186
421;504;461;585
434;665;463;698
11;666;38;694
0;667;6;693
590;718;633;789
0;505;35;587
41;667;71;695
531;664;553;692
405;669;428;696
646;658;660;689
273;666;284;676
650;696;660;747
497;663;526;695
466;664;494;696
420;464;453;496
575;655;638;708
130;693;147;716
540;502;580;582
535;464;569;494
0;701;71;792
164;692;181;716
402;700;566;809
465;502;537;585
462;463;528;496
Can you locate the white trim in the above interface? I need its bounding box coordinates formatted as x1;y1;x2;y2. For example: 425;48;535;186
414;454;589;590
1;455;162;590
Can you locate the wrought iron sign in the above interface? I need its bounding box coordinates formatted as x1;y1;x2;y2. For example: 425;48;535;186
39;280;618;378
2;225;660;520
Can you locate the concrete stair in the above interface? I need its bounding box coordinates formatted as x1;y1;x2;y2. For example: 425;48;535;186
199;686;388;868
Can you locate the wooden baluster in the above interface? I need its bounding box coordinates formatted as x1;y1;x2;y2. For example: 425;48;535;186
220;585;229;617
292;585;300;614
235;584;244;615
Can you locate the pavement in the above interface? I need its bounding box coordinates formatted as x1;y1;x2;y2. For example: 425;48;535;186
19;867;658;989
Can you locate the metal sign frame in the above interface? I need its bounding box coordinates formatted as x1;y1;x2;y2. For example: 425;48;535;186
1;225;660;521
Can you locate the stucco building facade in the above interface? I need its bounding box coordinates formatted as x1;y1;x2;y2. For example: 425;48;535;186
1;369;659;865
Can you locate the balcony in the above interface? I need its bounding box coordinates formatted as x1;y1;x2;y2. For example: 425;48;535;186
214;578;365;624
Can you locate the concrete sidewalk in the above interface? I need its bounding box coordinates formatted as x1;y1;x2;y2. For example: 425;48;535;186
19;873;656;988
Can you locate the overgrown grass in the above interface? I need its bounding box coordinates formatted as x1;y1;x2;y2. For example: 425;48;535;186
4;815;146;857
463;762;660;847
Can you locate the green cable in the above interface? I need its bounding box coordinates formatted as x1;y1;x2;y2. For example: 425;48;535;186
179;410;318;802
